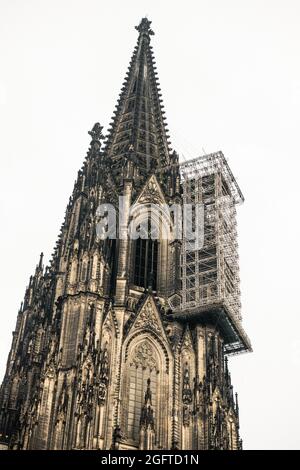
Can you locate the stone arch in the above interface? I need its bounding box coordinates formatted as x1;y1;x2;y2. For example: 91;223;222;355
129;201;174;242
128;190;176;295
121;332;172;449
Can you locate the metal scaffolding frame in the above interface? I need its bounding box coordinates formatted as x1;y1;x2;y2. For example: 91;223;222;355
177;151;251;354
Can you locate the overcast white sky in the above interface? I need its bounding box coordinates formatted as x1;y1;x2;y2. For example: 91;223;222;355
1;0;300;450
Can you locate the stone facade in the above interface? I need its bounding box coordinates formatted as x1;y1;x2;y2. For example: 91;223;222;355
0;18;249;450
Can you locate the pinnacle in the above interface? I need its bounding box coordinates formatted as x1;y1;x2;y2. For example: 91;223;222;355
135;17;154;38
88;122;104;142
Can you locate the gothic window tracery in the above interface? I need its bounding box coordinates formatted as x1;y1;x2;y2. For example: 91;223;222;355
125;341;159;444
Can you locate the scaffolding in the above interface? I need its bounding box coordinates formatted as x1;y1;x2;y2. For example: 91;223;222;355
177;151;251;354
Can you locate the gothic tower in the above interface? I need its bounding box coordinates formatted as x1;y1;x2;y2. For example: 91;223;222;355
0;18;251;451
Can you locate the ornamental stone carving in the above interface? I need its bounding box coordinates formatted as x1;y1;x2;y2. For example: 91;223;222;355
134;300;161;334
138;176;164;205
131;341;157;371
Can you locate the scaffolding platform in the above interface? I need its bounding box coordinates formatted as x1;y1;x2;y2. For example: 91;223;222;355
175;151;251;354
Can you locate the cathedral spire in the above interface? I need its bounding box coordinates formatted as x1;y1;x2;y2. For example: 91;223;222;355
104;18;171;184
0;19;250;452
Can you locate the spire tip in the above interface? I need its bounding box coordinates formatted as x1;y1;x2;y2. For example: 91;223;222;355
135;18;154;38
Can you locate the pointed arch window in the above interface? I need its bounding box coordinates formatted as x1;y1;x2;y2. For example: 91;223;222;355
133;223;158;290
126;341;158;444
